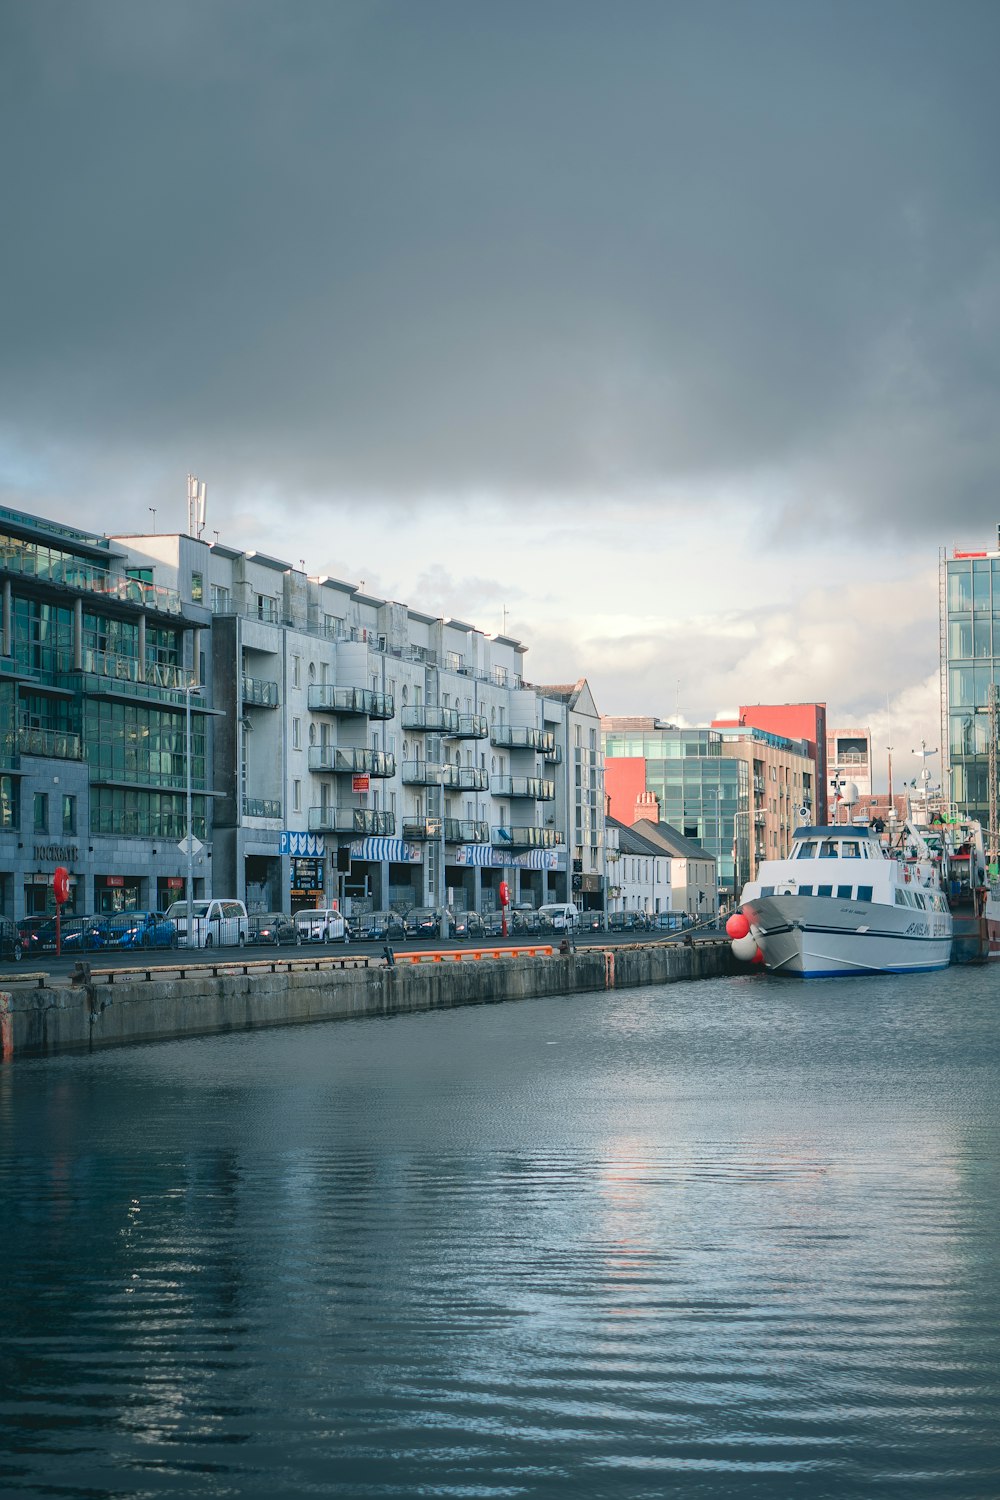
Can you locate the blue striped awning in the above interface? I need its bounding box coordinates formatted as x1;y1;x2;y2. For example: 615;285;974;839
350;837;422;864
454;843;497;866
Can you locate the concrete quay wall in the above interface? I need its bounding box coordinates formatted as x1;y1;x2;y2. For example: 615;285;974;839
0;940;730;1061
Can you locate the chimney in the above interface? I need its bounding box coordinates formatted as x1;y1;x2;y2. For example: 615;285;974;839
634;790;660;825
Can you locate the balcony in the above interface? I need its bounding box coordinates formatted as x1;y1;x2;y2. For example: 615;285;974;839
452;714;489;739
308;686;394;718
78;648;198;693
490;726;550;752
401;706;459;733
242;796;282;820
446;818;489;843
448;766;489;792
544;742;563;764
491;825;564;849
402;759;446;785
16;725;83;760
491;775;556;800
308;807;395;835
242;674;279;708
754;811;766;826
307;747;395;776
0;545;184;615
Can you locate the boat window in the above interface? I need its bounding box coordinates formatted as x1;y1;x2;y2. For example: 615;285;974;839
817;884;833;897
798;884;813;896
895;889;907;906
819;841;838;858
796;841;818;859
841;842;860;858
760;886;774;896
837;885;853;898
857;885;873;901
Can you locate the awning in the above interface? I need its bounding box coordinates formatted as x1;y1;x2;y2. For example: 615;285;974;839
350;837;422;864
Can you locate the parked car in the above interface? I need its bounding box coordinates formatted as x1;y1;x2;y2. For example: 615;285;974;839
579;910;606;932
404;908;440;939
0;916;24;963
451;910;483;940
17;916;58;954
61;916;113;951
480;909;506;937
512;905;541;934
357;910;404;942
165;899;249;948
112;910;178;949
295;907;348;943
608;911;649;933
250;912;301;946
538;903;580;931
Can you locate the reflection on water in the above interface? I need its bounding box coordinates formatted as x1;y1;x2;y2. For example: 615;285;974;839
1;968;999;1498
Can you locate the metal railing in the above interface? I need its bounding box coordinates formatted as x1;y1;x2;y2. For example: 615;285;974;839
448;766;489;791
490;726;552;752
491;775;556;800
307;747;395;776
308;807;394;835
491;825;563;849
402;759;446;785
80;648;197;692
308;686;394;718
401;706;459;733
242;675;279;708
0;547;183;613
242;796;282;820
17;726;83;760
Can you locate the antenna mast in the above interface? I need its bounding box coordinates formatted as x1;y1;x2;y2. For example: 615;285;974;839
187;474;207;539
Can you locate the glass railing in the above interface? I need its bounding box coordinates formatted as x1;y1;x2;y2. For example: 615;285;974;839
491;775;556;800
490;726;551;751
16;726;83;760
308;807;394;835
491;825;564;849
444;819;490;843
308;686;394;718
453;714;489;739
307;747;395;776
448;766;489;791
401;706;459;733
242;796;282;820
242;675;279;708
402;760;446;784
80;648;197;691
0;545;183;613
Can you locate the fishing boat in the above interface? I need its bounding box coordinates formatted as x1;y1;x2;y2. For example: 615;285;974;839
736;823;952;978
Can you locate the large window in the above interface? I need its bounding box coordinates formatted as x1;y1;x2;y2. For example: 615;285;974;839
83;700;205;788
90;788;207;840
33;792;48;833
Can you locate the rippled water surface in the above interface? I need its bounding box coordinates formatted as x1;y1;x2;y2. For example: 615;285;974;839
2;969;999;1498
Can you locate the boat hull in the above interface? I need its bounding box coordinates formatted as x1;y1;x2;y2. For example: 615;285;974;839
742;894;953;978
985;897;1000;958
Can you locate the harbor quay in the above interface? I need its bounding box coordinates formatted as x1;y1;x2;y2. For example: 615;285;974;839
0;937;730;1060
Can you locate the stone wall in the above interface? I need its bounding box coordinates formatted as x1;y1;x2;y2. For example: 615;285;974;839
0;941;730;1060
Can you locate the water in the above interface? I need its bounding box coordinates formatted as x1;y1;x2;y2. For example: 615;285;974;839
1;968;999;1499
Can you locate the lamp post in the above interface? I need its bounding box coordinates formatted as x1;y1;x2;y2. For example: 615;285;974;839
184;684;202;947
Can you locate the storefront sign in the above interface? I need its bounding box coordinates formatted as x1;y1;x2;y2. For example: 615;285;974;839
279;831;326;857
105;876;125;888
32;843;80;864
290;858;324;902
166;877;184;889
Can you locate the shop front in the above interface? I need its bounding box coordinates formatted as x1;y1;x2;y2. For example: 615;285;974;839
95;873;144;913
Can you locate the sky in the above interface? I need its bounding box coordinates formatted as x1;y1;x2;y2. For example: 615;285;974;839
3;0;999;792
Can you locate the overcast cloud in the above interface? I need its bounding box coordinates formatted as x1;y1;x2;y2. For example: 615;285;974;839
2;0;997;785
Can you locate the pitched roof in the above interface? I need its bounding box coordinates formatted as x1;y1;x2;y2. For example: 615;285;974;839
632;819;717;863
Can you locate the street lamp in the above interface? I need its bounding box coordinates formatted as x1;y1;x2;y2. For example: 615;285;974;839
184;684;203;947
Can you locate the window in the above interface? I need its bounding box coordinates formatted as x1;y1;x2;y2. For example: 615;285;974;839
62;794;76;835
33;792;48;833
190;571;204;603
292;655;301;688
817;885;833;897
292;779;301;813
837;884;852;898
292;717;301;750
210;584;231;613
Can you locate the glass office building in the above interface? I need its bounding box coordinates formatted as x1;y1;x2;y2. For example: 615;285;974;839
603;723;750;896
941;545;1000;826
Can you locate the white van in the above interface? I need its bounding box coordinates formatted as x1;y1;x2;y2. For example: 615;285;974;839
295;907;348;943
538;903;580;931
165;898;250;948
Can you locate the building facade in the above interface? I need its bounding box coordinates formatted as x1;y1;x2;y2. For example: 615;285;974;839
714;725;816;879
714;704;829;824
825;725;873;802
602;717;749;899
940;540;1000;828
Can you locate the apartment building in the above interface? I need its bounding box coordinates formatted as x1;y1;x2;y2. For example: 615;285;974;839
825;726;873;801
713;724;816;879
0;507;210;920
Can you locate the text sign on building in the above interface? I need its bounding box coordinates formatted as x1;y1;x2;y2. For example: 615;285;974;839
352;774;370;794
106;876;124;888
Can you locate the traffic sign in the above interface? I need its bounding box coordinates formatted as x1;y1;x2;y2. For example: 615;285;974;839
178;834;203;856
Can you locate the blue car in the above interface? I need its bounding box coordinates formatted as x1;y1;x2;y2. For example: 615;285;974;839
113;911;178;950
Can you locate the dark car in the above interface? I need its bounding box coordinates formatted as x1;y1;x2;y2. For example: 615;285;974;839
480;910;506;938
579;911;606;932
404;908;440;939
250;912;301;946
608;911;648;933
18;916;59;954
112;910;179;949
451;910;483;940
512;905;541;935
0;917;24;963
357;910;404;942
61;916;112;951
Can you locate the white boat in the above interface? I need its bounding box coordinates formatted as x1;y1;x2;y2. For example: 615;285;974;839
738;824;953;978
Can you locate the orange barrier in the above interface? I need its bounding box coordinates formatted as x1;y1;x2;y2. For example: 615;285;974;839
406;945;554;964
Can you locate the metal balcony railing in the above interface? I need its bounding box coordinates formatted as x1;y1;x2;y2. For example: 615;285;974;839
307;747;395;776
242;674;279;708
445;818;490;843
0;546;184;614
79;648;197;692
401;706;459;733
16;726;83;760
490;775;556;800
451;714;489;739
448;766;489;791
307;686;394;718
242;796;282;820
490;726;551;752
308;807;395;835
544;743;563;763
491;825;564;849
402;759;446;785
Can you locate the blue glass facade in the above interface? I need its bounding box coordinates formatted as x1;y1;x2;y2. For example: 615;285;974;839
943;553;1000;825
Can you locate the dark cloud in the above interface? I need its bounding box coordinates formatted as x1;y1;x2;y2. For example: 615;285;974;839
2;0;998;534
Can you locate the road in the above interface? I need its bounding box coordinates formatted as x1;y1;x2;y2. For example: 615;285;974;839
3;927;723;984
